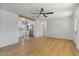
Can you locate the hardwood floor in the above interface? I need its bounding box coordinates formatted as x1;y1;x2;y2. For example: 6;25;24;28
0;37;79;56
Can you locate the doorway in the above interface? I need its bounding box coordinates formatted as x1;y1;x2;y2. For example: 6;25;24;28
42;20;47;37
29;25;34;37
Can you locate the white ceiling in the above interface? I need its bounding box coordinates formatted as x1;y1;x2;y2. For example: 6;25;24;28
0;3;79;19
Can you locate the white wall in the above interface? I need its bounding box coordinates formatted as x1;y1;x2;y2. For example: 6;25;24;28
0;9;19;48
34;20;43;37
47;17;74;39
73;7;79;50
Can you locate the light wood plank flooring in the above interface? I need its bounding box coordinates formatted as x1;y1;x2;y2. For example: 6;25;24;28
0;37;79;56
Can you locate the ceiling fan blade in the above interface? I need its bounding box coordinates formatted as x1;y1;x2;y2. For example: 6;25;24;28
44;12;54;14
37;14;41;17
43;14;47;17
32;12;40;14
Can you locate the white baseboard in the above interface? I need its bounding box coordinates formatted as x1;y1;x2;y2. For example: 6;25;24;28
0;40;18;48
47;36;73;40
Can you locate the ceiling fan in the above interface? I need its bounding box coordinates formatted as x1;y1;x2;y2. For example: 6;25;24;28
32;8;54;18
